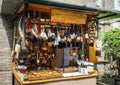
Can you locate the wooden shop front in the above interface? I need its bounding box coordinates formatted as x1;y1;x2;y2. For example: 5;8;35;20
12;1;99;85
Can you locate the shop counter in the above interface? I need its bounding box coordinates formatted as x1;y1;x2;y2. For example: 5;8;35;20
12;64;98;85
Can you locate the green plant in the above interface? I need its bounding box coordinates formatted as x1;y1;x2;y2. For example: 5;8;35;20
78;49;84;55
98;74;115;85
102;28;120;77
102;28;120;59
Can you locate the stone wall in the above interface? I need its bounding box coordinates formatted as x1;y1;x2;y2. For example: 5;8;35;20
51;0;101;8
0;1;13;85
104;0;114;10
0;15;13;85
51;0;115;10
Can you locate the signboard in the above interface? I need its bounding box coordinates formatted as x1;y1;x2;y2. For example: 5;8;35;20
51;9;87;24
114;0;120;11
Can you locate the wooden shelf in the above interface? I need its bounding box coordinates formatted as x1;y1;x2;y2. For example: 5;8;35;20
27;3;51;13
24;18;50;24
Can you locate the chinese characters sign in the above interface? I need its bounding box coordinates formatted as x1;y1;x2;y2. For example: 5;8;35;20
51;9;87;24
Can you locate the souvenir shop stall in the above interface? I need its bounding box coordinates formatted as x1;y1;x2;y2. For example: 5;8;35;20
12;1;99;85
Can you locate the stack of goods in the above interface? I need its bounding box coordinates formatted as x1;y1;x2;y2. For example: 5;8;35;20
25;70;62;80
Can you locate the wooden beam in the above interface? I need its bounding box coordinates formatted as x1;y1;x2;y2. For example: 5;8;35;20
27;3;51;12
17;4;25;14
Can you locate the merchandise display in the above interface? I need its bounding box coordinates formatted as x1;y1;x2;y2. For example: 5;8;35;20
12;2;98;85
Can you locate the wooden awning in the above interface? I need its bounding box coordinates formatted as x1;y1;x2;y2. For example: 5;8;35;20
15;0;120;20
16;3;97;24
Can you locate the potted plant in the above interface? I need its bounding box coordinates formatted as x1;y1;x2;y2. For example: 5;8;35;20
102;28;120;85
78;49;85;60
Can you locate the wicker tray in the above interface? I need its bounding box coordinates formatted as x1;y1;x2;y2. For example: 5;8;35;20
26;70;62;81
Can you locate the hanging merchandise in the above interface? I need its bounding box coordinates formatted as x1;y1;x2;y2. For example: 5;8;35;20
70;33;76;40
66;27;72;45
48;29;55;48
26;13;31;33
18;16;24;39
37;12;42;35
48;29;53;37
59;28;67;48
85;33;89;39
15;38;21;53
57;30;61;42
31;24;38;38
76;26;83;43
54;30;61;46
37;56;40;65
39;28;48;40
31;11;39;38
20;20;28;56
76;36;81;42
42;42;47;51
48;28;55;43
